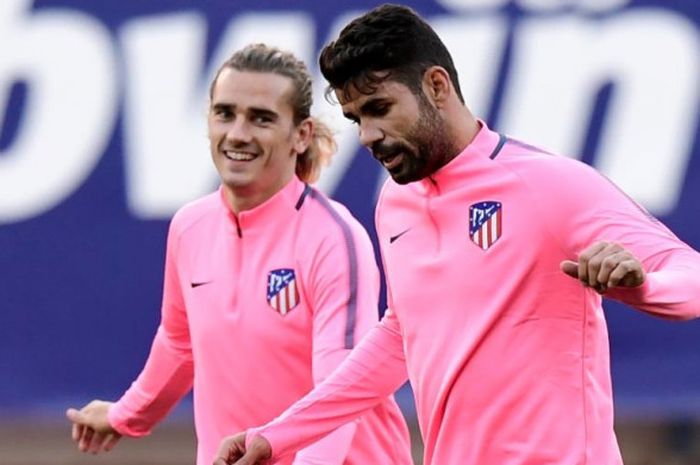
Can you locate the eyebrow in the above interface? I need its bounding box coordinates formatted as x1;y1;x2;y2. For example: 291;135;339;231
249;107;279;122
360;97;390;114
343;97;390;121
211;103;279;122
211;102;233;112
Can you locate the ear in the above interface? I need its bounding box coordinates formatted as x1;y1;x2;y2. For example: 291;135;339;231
292;117;314;156
422;66;452;108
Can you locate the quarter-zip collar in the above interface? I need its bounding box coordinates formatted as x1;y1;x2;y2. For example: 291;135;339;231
414;119;502;196
217;177;308;236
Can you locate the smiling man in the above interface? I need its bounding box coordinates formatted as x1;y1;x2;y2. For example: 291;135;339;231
214;5;700;465
65;43;412;465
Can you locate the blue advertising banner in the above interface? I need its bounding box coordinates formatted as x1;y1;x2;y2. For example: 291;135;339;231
1;0;698;418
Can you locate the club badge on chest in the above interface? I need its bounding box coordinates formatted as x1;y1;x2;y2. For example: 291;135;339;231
469;201;502;250
266;268;300;315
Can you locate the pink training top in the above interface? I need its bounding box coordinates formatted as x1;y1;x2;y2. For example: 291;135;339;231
107;177;412;465
249;121;700;465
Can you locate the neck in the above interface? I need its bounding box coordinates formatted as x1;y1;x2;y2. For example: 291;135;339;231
446;106;480;158
224;172;295;215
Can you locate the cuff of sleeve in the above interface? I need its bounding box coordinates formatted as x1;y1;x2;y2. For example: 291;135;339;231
246;427;278;461
107;400;151;438
629;276;652;298
245;427;262;448
244;428;254;449
604;275;652;302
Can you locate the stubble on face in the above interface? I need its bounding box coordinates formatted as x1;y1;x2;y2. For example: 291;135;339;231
375;93;458;184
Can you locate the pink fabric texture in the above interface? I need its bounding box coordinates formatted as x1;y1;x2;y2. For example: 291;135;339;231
107;177;412;465
250;122;700;465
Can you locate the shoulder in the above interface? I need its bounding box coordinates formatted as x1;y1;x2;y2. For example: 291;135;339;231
302;187;370;241
297;187;377;267
498;140;593;180
495;140;610;201
495;137;662;238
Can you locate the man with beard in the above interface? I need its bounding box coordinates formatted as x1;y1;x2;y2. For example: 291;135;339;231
214;5;700;465
64;43;412;465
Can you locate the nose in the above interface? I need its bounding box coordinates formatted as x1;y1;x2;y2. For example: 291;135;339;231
225;116;252;144
358;121;383;148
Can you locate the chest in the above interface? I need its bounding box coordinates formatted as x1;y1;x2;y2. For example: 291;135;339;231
381;186;557;322
179;225;314;350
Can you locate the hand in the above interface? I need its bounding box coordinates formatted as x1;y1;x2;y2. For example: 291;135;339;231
66;400;121;454
213;433;272;465
560;241;645;294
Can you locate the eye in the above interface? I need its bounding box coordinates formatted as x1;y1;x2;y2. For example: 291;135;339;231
253;114;273;124
213;108;232;120
344;114;360;125
368;103;389;116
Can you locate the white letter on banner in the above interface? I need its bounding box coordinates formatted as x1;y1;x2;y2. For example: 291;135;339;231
516;0;631;12
0;0;116;223
432;15;509;121
120;12;314;218
313;11;369;196
499;10;699;214
435;0;509;11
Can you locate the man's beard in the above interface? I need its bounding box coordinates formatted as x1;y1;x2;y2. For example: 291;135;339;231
372;95;458;184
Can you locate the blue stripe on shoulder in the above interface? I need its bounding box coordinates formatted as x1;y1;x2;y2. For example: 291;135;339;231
295;183;312;210
489;133;508;159
506;137;553;155
308;189;358;349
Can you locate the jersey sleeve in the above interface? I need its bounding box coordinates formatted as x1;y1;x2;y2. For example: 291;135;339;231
108;217;195;437
291;217;382;463
247;309;408;462
527;156;700;320
306;217;381;380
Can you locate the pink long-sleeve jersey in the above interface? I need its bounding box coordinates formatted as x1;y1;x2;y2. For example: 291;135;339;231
107;177;412;465
249;121;700;464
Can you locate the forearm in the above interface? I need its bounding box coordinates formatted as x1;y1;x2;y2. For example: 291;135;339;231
292;421;358;465
248;321;408;462
108;327;194;437
292;345;358;464
534;159;700;320
606;251;700;320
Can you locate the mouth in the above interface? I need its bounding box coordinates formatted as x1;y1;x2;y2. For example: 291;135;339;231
223;150;257;162
379;152;404;171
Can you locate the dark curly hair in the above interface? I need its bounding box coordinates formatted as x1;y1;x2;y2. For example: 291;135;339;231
319;4;464;104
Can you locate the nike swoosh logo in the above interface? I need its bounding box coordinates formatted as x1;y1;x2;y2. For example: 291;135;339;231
389;228;411;244
191;281;212;288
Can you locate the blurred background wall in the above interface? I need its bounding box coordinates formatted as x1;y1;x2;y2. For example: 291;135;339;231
1;0;699;463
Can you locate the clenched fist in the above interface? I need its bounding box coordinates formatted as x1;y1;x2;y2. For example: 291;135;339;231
561;241;645;293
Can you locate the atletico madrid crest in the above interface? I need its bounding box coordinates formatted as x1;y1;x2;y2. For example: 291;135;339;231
469;201;502;250
266;268;300;315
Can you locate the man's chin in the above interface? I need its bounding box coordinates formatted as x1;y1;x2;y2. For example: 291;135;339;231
388;168;419;185
219;172;255;190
